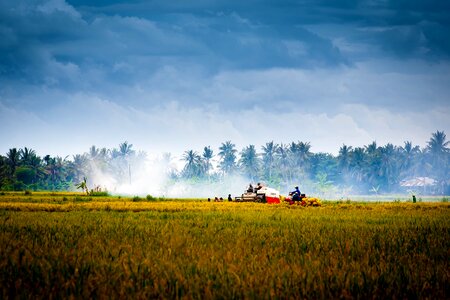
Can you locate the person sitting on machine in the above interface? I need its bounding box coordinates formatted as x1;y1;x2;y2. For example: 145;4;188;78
255;182;263;192
290;186;301;201
247;183;254;193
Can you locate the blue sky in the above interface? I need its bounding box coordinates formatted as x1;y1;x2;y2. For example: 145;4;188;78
1;0;449;157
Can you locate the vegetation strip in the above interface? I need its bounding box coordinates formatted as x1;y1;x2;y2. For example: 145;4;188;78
1;193;449;299
1;130;449;196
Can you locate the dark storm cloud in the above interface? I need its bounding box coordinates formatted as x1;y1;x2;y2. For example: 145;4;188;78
0;0;449;156
1;0;448;93
0;0;448;115
0;0;348;92
2;0;449;93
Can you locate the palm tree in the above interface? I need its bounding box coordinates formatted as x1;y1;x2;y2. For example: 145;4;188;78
399;141;421;179
365;141;378;156
287;142;299;181
89;145;100;160
19;147;37;166
76;176;89;195
379;144;400;192
28;154;44;184
364;142;381;189
6;148;20;176
261;141;279;180
426;131;450;193
310;152;338;184
94;147;111;173
239;145;260;181
338;145;352;170
114;142;135;184
119;141;135;157
349;147;366;187
218;141;237;174
182;150;203;178
427;130;449;149
15;148;42;185
426;131;449;159
295;141;312;178
46;156;69;188
276;143;291;184
0;155;11;189
338;144;352;185
202;146;214;177
43;155;51;166
70;154;88;184
99;148;109;160
161;152;176;176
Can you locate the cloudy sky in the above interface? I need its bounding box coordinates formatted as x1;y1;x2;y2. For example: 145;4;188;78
1;0;449;158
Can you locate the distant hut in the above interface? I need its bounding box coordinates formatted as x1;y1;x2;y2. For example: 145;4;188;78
400;177;436;194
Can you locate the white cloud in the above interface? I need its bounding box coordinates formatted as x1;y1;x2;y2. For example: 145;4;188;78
37;0;81;19
340;104;450;148
2;91;448;159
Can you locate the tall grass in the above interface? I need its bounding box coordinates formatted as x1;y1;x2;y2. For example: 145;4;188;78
0;193;449;298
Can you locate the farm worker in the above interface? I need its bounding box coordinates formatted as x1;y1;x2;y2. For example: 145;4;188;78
255;182;263;191
247;184;254;193
291;186;301;201
228;194;232;201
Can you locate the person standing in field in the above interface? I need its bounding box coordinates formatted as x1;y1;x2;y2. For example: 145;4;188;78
228;194;232;201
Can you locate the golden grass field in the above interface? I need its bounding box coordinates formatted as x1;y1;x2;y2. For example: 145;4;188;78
0;191;449;299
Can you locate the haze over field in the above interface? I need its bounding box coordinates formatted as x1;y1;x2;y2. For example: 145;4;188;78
0;0;449;158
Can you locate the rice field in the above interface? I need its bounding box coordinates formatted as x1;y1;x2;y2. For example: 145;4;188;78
1;192;449;299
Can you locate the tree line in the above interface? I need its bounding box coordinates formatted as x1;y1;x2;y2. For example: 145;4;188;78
0;131;449;195
0;142;144;192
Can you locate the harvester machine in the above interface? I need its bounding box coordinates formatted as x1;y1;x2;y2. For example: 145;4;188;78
234;186;281;204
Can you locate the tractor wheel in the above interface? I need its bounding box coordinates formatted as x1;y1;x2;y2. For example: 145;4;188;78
257;195;266;203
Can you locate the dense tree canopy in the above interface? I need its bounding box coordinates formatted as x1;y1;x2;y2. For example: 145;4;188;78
1;131;449;195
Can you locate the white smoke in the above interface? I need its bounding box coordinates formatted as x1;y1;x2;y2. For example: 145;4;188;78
84;152;265;198
83;151;417;200
86;156;169;196
162;175;251;199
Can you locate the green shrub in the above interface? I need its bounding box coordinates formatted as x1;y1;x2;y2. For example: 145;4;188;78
90;191;109;197
146;194;156;201
24;190;32;196
132;196;141;202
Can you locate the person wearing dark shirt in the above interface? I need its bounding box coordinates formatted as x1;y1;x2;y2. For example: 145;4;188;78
291;186;301;201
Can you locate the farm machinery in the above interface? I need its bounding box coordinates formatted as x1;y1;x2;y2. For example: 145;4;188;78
234;185;281;204
284;192;321;206
234;184;321;206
